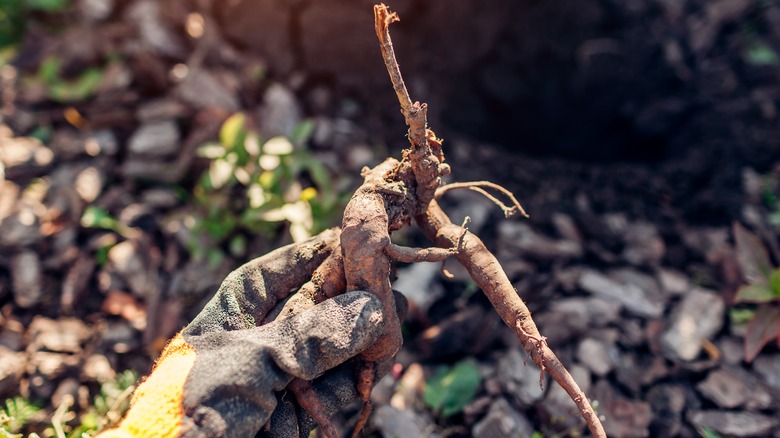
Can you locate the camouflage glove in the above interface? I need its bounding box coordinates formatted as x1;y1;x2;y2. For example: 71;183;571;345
98;230;389;438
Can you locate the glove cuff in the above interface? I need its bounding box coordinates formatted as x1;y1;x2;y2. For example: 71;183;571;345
99;333;195;437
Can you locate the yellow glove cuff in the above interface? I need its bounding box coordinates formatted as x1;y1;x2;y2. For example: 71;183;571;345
98;333;195;438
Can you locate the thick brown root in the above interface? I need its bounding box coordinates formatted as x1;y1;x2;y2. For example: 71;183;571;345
416;200;606;438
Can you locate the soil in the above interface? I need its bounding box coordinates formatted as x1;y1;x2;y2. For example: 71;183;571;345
2;0;780;437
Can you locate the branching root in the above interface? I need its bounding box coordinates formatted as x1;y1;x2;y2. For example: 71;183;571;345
436;181;529;218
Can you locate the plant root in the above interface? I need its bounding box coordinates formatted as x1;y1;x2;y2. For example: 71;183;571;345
415;200;607;438
351;361;377;438
272;6;606;438
288;378;339;438
436;181;529;218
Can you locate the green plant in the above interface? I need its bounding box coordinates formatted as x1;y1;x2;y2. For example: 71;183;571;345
0;396;41;436
732;223;780;362
188;112;344;263
43;369;138;438
699;427;723;438
26;55;105;103
80;369;137;436
422;359;481;417
0;0;70;49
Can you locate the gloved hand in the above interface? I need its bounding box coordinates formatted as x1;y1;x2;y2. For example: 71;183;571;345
98;229;393;438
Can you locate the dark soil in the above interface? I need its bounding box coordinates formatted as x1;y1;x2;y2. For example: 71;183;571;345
2;0;780;437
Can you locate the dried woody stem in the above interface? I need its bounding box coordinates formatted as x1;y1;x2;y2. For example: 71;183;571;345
374;4;606;437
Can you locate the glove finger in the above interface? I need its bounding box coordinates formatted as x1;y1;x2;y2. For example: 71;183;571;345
256;290;386;379
261;290;408;438
180;291;385;436
185;228;339;335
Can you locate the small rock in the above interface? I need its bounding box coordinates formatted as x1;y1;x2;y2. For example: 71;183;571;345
551;213;583;243
373;405;431;437
87;130;119;156
346;143;375;171
611;268;666;310
601;212;629;238
0;133;54;179
472;398;534;438
498;348;547;405
0;209;41;248
126;0;185;58
577;338;618;376
415;307;500;360
61;253;97;313
0;345;24;397
753;354;780;391
537;297;621;345
718;337;745;365
689;0;753;54
107;240;158;300
615;354;669;394
29;351;76;379
688;411;779;437
136;98;190;122
28;371;57;400
52;378;79;408
258;83;302;138
28;317;90;353
390;363;424;410
578;269;664;318
621;221;664;266
498;221;583;261
51;129;118;158
0;180;20;222
140;188;180;209
657;268;690;296
83;354;115;382
74;166;105;203
102;290;147;331
696;366;772;409
593;380;652;438
176;69;239;112
393;262;444;314
646;384;698;437
79;0;114;21
11;251;43;308
99;321;138;353
539;365;591;432
660;288;725;361
682;227;729;265
742;167;763;203
128;121;180;157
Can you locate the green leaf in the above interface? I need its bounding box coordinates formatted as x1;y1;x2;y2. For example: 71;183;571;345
228;234;246;257
28;126;52;143
81;206;120;232
699;427;723;438
734;284;777;303
291;119;315;147
220;113;247;152
38;56;61;84
730;307;756;326
745;42;780;66
207;158;235;190
0;1;24;50
770;269;780;297
1;397;41;433
48;67;104;102
26;0;69;12
744;305;780;362
422;359;481;417
733;222;773;285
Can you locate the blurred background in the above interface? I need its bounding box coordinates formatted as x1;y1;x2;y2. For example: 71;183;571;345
2;0;780;436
